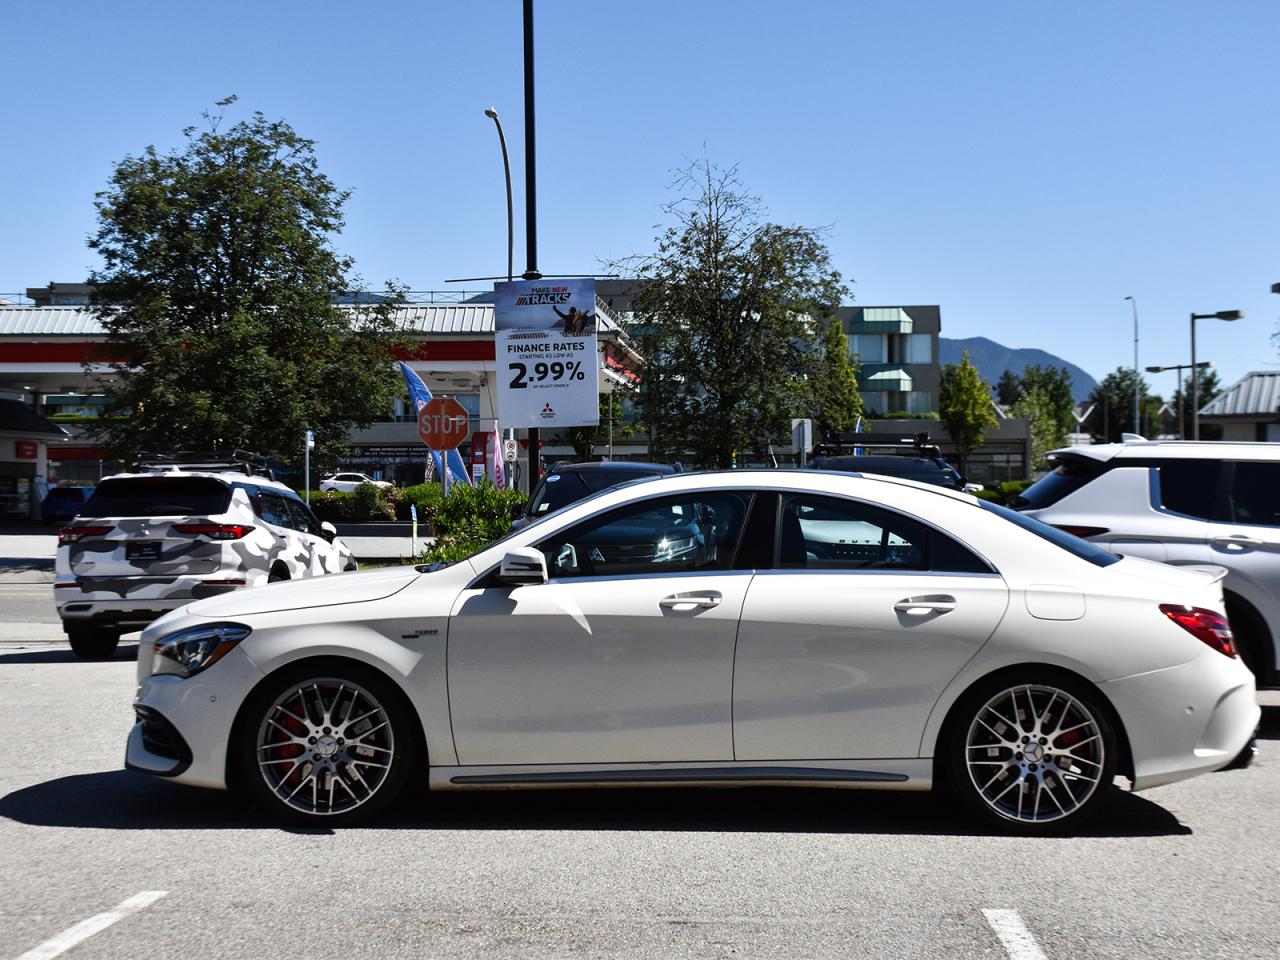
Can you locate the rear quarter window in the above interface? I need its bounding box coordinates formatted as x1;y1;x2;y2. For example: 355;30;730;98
80;477;231;518
1010;454;1107;509
1157;461;1226;520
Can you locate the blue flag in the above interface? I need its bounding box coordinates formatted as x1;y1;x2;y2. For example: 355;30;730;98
399;362;472;485
852;416;863;456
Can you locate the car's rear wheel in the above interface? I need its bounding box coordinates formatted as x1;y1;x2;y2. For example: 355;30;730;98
239;664;415;825
943;673;1118;835
66;624;120;660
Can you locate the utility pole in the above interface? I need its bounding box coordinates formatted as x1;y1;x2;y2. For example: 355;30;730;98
522;0;542;495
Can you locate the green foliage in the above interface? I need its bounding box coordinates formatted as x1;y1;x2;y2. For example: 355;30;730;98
85;97;408;469
811;318;863;439
1009;386;1067;472
1169;368;1222;439
939;350;998;472
559;388;640;461
618;159;846;467
997;364;1075;442
880;410;939;420
417;481;527;566
308;489;393;522
995;369;1021;407
1088;367;1163;442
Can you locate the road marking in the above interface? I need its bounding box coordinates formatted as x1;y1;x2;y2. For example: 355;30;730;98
983;909;1048;960
14;891;167;960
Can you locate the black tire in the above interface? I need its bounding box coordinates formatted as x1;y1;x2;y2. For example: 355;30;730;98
941;671;1119;836
66;624;120;660
1224;593;1272;684
237;661;416;825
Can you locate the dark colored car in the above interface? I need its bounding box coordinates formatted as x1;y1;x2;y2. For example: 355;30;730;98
810;432;973;491
512;461;678;530
41;486;94;524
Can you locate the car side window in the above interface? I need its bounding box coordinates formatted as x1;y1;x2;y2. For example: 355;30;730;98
285;498;324;536
536;492;752;579
778;494;991;574
1230;462;1280;527
1158;461;1225;520
254;493;296;530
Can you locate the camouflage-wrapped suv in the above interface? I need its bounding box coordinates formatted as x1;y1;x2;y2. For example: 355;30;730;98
55;470;356;658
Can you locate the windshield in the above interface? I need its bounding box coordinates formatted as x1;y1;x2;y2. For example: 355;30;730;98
979;499;1119;567
80;476;232;518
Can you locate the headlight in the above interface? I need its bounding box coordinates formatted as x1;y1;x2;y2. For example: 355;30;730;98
151;622;252;678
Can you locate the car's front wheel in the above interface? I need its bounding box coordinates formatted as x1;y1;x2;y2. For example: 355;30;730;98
942;672;1118;835
66;624;120;660
238;663;416;825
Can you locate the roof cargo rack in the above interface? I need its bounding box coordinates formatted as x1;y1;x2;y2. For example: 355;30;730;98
812;432;944;461
132;449;276;480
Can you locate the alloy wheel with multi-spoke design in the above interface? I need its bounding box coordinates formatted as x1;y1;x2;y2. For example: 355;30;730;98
255;677;397;817
963;682;1108;825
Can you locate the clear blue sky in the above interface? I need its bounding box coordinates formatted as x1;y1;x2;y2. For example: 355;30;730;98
2;1;1277;395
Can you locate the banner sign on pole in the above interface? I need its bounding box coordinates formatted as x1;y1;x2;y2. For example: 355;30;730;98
493;278;600;428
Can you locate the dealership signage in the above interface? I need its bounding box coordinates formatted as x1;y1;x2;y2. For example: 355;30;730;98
493;278;599;428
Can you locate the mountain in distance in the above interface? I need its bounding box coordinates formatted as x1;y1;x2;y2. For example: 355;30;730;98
938;336;1098;403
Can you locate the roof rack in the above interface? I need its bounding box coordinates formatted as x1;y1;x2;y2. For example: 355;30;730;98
132;449;276;480
812;431;945;461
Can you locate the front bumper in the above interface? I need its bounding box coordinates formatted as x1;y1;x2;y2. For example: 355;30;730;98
1103;645;1260;791
126;643;265;789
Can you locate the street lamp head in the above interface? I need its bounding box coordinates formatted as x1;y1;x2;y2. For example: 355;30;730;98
1271;282;1280;295
1124;295;1134;301
1213;310;1244;321
484;107;499;119
1144;366;1163;373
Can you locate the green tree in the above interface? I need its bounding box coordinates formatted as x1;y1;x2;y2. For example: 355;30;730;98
1170;368;1223;439
939;350;998;474
86;97;406;468
618;160;845;467
1010;386;1062;473
995;369;1022;407
811;317;863;439
1019;364;1076;439
1088;367;1163;442
559;387;639;461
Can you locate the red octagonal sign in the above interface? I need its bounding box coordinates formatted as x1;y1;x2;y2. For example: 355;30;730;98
417;397;470;450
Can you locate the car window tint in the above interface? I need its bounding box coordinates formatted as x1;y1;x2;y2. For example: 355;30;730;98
530;472;592;515
537;492;751;578
979;500;1120;567
1230;462;1280;527
1010;454;1107;509
779;494;925;570
1158;461;1222;520
255;493;296;530
579;469;663;493
285;498;323;536
80;477;231;518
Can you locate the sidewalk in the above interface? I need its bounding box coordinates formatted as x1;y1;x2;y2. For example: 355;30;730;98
0;530;56;584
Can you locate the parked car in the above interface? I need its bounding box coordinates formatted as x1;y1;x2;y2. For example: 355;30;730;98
41;485;94;524
126;469;1256;834
320;473;394;493
55;453;356;660
510;460;677;530
1013;439;1280;688
811;432;980;492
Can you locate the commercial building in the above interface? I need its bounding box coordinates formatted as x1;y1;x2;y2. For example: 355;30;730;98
1199;371;1280;441
839;305;941;416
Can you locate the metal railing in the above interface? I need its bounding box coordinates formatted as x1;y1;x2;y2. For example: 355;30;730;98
0;294;37;306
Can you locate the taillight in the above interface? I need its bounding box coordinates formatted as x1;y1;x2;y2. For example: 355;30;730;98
57;525;112;545
1159;604;1237;658
172;523;254;540
1052;525;1110;539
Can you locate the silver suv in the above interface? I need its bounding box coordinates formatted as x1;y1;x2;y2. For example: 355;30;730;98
55;455;356;659
1015;440;1280;687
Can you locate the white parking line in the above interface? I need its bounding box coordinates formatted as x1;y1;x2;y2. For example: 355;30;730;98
14;890;167;960
983;908;1049;960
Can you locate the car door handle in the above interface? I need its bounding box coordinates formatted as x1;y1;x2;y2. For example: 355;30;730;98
659;592;722;611
894;595;957;615
1211;536;1263;549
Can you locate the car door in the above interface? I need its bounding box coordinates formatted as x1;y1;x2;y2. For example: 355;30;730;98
733;493;1009;761
447;490;757;766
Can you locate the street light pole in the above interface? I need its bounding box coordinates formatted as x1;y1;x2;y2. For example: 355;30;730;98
522;0;541;494
1125;297;1140;434
1190;309;1244;440
1147;362;1210;439
483;108;513;284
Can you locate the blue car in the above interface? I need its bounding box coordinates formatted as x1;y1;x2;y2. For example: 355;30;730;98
42;486;94;524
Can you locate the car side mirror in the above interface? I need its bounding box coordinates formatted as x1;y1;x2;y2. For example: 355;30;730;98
499;547;548;585
963;483;984;494
319;521;338;542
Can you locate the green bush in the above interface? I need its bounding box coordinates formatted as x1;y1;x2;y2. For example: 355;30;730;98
397;483;443;523
972;489;1003;503
415;481;527;565
307;487;392;522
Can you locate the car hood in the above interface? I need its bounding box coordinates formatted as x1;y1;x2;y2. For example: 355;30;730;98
185;565;421;617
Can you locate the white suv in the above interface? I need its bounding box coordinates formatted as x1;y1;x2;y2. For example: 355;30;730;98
1015;440;1280;687
55;461;356;659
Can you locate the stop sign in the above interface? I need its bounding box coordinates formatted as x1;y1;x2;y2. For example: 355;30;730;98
417;397;470;449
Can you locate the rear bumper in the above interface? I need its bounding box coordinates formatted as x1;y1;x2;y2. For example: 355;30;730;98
57;579;244;630
1103;646;1260;791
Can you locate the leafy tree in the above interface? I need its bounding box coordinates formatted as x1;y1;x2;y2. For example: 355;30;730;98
1170;368;1223;439
1087;368;1163;442
1019;364;1075;439
995;369;1022;407
559;387;639;461
617;160;845;467
939;350;998;474
86;97;406;468
1010;386;1062;473
811;317;863;439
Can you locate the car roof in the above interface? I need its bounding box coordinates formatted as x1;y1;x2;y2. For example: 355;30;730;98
97;469;301;496
593;468;977;504
1049;440;1280;463
548;461;676;474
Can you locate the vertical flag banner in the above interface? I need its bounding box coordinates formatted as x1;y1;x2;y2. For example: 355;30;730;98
493;278;600;428
490;421;506;489
398;362;471;485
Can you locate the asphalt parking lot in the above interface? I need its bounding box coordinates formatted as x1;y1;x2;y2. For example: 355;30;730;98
0;579;1277;960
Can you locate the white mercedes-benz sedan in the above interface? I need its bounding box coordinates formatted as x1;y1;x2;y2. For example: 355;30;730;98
125;470;1259;834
